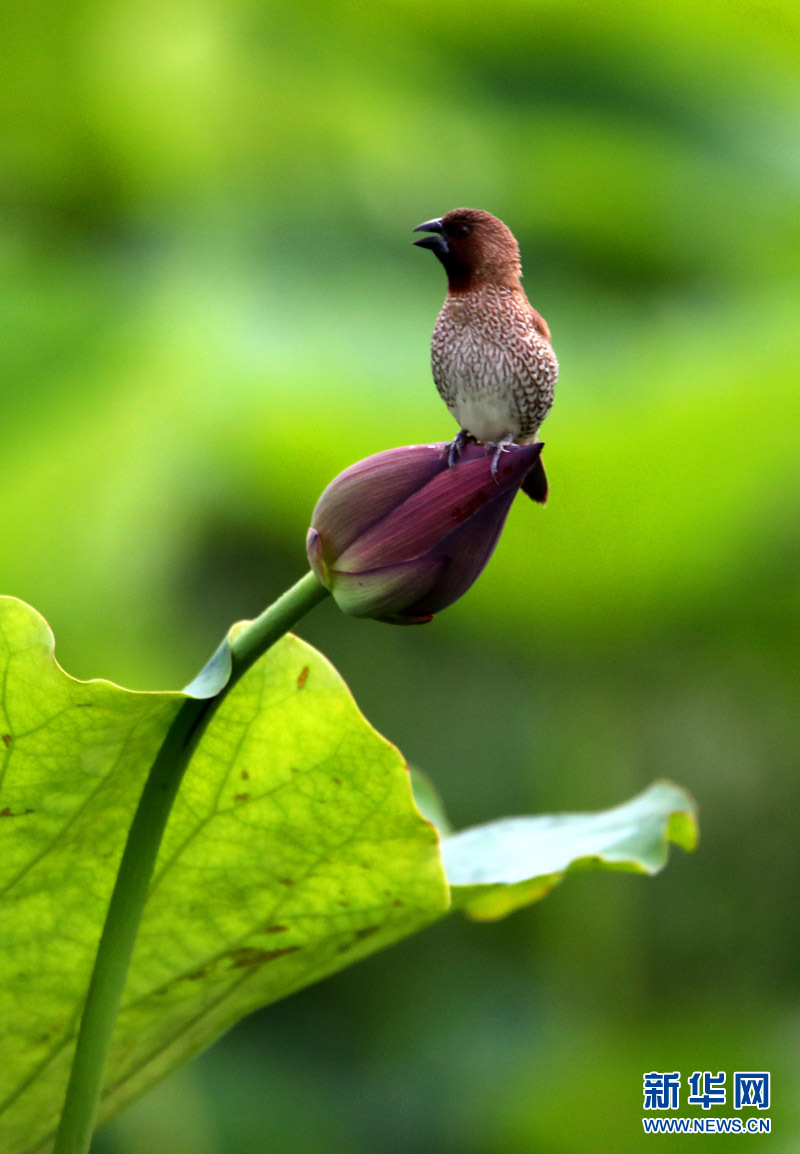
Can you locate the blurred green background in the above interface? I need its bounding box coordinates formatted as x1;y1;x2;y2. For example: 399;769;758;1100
3;0;799;1149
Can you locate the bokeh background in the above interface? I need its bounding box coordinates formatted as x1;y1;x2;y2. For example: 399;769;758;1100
3;0;800;1149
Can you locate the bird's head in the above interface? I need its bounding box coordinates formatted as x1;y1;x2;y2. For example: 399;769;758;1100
413;208;522;291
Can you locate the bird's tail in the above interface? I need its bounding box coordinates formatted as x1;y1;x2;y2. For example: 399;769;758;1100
522;450;548;504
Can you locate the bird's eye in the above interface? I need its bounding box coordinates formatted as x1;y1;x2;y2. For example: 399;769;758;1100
454;224;471;236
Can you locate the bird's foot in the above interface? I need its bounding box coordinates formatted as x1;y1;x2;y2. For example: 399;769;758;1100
446;429;476;469
487;434;517;480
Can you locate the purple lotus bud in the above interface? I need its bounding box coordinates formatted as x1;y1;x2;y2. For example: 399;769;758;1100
307;442;543;624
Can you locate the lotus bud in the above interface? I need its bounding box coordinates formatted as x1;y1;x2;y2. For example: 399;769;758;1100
306;442;543;624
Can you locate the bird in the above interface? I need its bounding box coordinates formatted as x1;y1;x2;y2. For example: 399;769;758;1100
413;208;557;504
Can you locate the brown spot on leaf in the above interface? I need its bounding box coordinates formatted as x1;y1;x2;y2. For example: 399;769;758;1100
337;901;349;908
0;807;33;817
264;924;289;934
2;734;11;748
234;793;250;803
228;946;299;968
392;899;405;908
241;770;250;780
354;926;380;941
279;877;294;886
296;666;310;689
332;776;341;785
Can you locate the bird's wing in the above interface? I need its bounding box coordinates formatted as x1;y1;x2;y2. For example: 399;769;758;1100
526;305;552;342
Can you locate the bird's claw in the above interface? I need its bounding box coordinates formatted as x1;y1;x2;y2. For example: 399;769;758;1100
446;429;475;469
488;435;516;480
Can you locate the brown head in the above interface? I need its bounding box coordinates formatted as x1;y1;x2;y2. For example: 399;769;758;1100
413;208;522;292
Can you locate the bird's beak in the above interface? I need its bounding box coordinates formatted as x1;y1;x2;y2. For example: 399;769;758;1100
413;218;449;255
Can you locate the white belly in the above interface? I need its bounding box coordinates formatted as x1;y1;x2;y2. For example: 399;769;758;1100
451;391;520;443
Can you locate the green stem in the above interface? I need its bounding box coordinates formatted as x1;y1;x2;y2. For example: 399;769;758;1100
53;571;330;1154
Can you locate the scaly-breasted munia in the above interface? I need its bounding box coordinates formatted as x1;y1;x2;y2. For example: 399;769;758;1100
413;208;557;503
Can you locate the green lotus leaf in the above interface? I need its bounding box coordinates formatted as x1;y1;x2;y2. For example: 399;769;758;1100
443;782;698;920
0;597;696;1153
